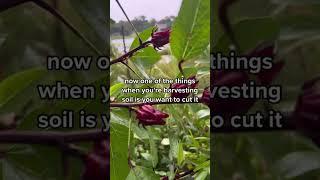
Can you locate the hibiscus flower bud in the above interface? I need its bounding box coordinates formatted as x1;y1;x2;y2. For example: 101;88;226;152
82;139;109;180
135;105;169;127
151;28;170;50
201;87;210;106
293;77;320;146
170;76;198;99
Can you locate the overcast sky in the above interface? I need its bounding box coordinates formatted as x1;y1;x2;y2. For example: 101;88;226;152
110;0;182;22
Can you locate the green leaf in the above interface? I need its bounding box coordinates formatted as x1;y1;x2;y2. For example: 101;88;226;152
275;151;320;178
214;17;280;54
197;109;210;119
194;160;210;172
177;67;198;78
126;166;160;180
169;132;179;161
195;168;210;180
0;68;45;109
130;27;154;50
110;122;130;180
7;145;63;179
132;47;161;69
148;130;158;168
70;0;107;51
177;143;185;167
110;82;125;97
171;0;210;61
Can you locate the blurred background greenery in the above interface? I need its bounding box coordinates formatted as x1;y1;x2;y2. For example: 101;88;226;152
212;0;320;179
0;0;107;179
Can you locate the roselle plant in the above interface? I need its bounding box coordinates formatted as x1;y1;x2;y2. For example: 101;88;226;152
110;0;210;179
0;0;211;178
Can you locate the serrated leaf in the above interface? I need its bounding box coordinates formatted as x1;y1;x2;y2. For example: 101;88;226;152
171;0;210;60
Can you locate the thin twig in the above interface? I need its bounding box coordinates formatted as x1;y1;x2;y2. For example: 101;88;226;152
121;25;127;54
115;0;143;44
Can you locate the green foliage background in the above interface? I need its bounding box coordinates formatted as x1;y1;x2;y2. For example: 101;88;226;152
212;0;320;179
0;0;107;179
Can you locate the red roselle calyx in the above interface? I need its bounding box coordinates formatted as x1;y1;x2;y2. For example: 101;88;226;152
211;43;285;117
82;139;109;180
170;76;198;99
201;87;210;106
151;28;170;50
293;77;320;146
135;105;169;127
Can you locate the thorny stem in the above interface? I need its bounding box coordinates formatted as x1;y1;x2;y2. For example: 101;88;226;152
110;41;151;65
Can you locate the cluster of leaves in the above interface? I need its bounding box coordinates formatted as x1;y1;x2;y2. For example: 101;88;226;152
110;0;210;179
213;0;320;179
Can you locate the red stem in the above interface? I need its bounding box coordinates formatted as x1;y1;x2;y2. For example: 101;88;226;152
110;41;151;65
